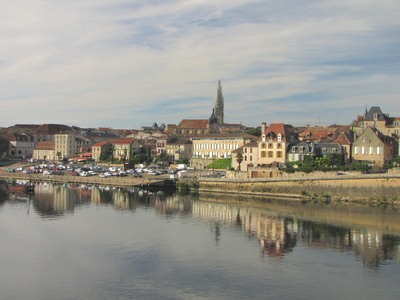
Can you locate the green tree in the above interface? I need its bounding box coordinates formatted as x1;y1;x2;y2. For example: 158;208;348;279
0;136;10;158
244;127;261;137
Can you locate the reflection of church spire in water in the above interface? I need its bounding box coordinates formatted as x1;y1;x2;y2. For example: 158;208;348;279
214;80;224;124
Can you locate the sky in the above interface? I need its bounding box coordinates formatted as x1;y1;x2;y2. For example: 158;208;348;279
1;0;399;129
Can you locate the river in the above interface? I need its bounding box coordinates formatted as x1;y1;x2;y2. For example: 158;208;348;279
0;181;399;299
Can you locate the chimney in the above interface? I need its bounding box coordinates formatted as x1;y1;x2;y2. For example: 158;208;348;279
261;122;266;134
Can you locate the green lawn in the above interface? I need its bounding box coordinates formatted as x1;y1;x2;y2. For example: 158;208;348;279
207;158;231;170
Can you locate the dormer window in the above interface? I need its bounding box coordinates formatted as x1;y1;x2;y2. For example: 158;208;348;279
277;134;282;142
262;134;266;142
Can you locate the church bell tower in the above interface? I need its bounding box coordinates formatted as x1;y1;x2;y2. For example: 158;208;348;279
214;80;224;124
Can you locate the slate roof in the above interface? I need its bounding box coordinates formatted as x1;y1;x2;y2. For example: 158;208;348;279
364;106;387;121
35;124;72;135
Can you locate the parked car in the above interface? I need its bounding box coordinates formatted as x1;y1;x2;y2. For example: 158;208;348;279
132;173;142;178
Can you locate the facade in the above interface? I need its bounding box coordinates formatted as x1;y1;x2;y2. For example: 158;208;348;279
191;133;256;160
155;135;168;154
8;133;34;157
34;124;73;143
91;141;113;162
231;141;259;171
110;139;141;161
256;123;298;166
33;141;55;161
333;131;353;163
165;138;192;163
287;141;315;162
353;106;400;138
352;126;397;167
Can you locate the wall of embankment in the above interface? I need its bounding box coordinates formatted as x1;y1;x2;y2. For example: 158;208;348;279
198;174;400;205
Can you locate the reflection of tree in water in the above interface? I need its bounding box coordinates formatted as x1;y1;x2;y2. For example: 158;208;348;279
300;221;351;251
210;222;222;246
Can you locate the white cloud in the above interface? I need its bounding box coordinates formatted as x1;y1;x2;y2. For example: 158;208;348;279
1;0;399;128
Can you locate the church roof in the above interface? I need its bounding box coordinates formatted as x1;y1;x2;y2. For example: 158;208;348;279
177;119;209;129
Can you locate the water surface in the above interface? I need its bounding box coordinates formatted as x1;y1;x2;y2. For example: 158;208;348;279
0;182;399;299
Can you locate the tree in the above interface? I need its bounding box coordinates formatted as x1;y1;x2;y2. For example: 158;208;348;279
236;152;243;171
0;136;10;159
244;127;261;137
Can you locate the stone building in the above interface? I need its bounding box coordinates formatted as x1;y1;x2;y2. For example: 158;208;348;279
33;141;55;161
256;122;298;166
352;126;397;167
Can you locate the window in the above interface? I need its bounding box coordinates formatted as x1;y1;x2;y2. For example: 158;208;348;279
292;147;297;152
250;148;252;153
277;151;283;158
261;143;266;149
277;143;282;149
354;147;359;154
261;151;266;158
369;147;374;155
377;147;382;155
277;134;282;142
268;151;274;158
244;156;247;161
268;143;273;149
361;146;366;155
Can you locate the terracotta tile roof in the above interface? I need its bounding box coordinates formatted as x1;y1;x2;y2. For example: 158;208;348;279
177;119;209;129
333;132;353;145
110;139;136;145
92;141;111;147
259;123;292;142
34;141;55;150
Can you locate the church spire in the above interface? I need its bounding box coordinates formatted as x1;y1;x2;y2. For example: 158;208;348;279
214;80;224;124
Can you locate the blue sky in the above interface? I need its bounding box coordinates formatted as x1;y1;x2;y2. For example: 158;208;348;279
1;0;399;129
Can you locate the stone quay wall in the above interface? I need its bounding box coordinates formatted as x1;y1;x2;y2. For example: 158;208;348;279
198;174;400;204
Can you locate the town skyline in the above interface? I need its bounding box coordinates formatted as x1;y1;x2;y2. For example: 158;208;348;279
1;1;399;128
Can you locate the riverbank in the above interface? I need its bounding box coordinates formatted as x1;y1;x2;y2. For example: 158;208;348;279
2;163;400;206
198;174;400;205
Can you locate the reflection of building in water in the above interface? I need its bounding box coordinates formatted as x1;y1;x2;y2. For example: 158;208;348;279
190;200;400;264
351;229;400;267
33;183;92;217
191;201;298;257
113;189;131;210
154;195;191;216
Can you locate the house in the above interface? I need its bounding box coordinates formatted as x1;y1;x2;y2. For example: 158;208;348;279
91;141;113;162
256;122;298;166
287;141;316;162
7;133;35;157
110;139;141;161
34;124;74;143
333;131;354;163
155;135;168;154
54;132;92;160
165;138;192;163
352;126;397;167
191;133;256;169
231;141;259;171
353;106;400;138
33;141;56;161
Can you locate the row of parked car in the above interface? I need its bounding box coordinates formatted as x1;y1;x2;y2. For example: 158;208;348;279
7;162;188;179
